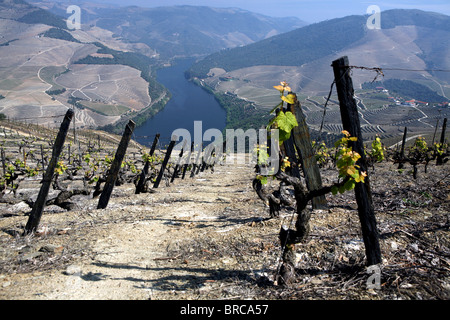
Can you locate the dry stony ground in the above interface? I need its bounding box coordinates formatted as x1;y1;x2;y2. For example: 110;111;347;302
0;154;449;301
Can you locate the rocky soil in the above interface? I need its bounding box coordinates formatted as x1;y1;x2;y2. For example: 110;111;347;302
0;154;449;300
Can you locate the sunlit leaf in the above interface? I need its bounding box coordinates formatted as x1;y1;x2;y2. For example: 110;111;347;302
275;111;298;133
281;94;296;105
273;85;285;93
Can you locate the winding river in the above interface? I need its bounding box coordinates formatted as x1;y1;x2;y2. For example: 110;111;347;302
133;58;226;147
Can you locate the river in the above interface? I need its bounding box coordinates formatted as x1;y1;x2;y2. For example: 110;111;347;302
133;58;226;147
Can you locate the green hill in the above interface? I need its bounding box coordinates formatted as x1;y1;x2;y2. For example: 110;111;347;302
37;4;306;59
187;15;367;78
0;0;67;29
188;9;450;79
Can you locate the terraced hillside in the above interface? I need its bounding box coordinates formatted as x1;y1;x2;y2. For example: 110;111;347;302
0;0;164;130
0;118;449;301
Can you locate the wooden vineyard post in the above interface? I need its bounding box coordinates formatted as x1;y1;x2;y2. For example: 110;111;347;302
282;137;301;180
432;119;439;145
332;56;382;266
1;148;5;176
136;134;160;194
200;144;214;172
97;120;136;209
40;144;45;178
171;139;189;183
182;142;195;179
153;136;177;189
398;127;408;169
24;109;74;235
190;145;202;178
437;118;447;165
290;96;328;209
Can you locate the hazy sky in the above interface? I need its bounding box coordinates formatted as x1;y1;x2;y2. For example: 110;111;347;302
99;0;450;22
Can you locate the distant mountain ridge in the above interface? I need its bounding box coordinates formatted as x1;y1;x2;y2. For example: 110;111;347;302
188;9;450;80
187;8;450;103
27;1;307;58
188;14;367;78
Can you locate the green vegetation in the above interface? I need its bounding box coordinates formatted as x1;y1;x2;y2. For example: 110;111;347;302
362;79;448;103
43;28;80;43
45;88;66;95
17;8;67;29
79;101;130;117
0;113;6;120
214;93;268;131
74;42;154;78
0;39;18;47
67;96;83;109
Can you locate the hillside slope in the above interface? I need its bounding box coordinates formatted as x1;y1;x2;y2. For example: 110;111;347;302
189;9;450;90
0;0;165;129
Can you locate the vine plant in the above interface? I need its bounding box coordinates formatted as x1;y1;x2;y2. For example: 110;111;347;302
394;136;449;178
253;82;368;286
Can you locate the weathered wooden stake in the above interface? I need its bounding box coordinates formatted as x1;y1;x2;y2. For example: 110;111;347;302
200;144;214;172
1;148;5;176
171;139;188;183
432;119;440;145
190;145;202;178
282;136;301;180
135;134;160;194
97;120;136;209
153;136;177;189
290;95;327;209
24;109;74;235
332;56;381;266
182;142;195;179
40;144;45;178
398;127;408;169
73;107;76;147
437;118;447;165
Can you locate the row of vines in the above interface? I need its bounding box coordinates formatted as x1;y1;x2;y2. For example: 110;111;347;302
0;119;215;215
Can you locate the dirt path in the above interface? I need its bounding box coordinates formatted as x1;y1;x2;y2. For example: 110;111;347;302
0;154;270;300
